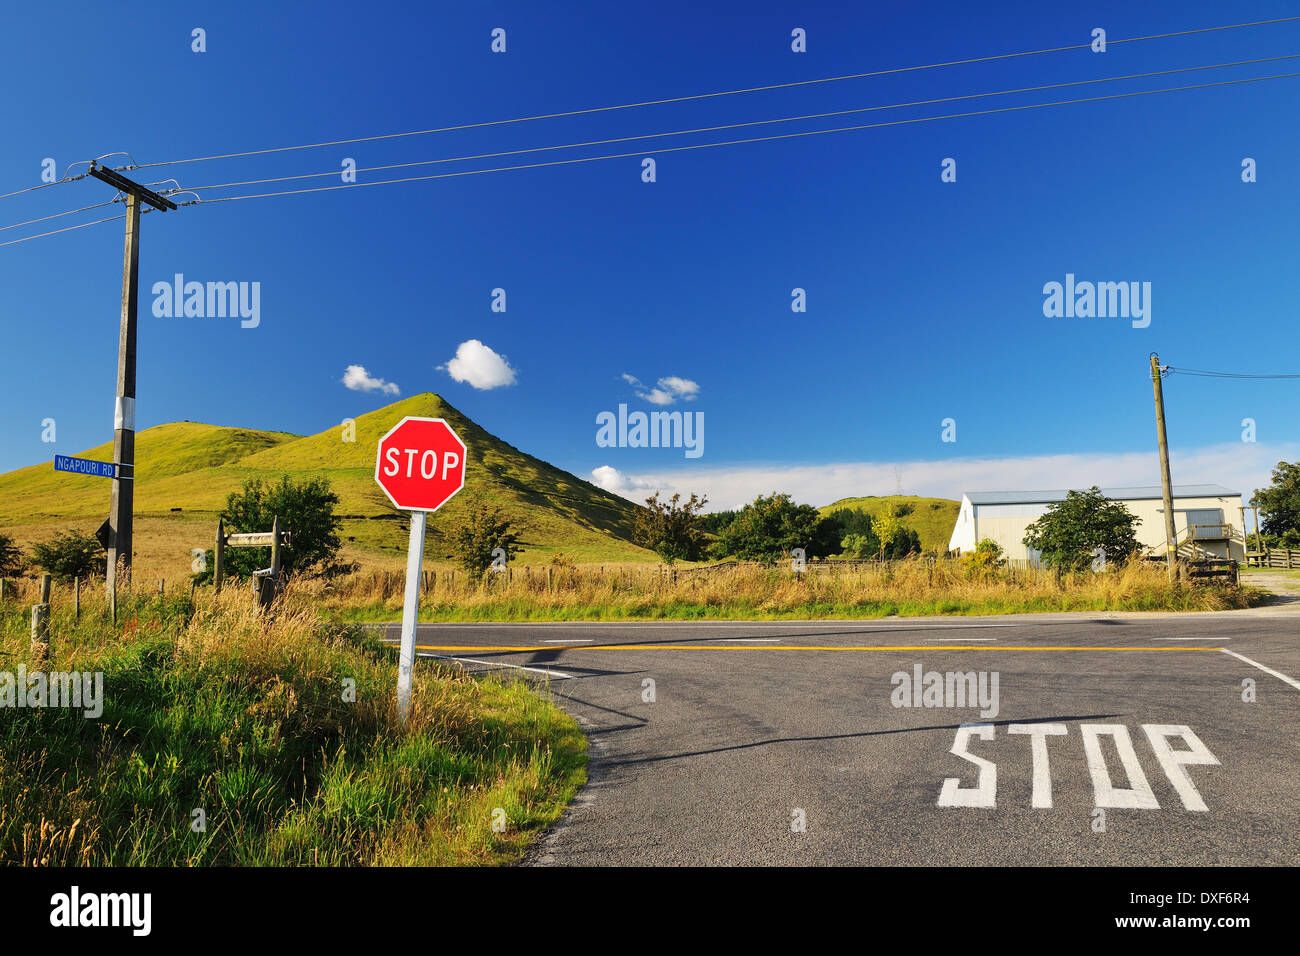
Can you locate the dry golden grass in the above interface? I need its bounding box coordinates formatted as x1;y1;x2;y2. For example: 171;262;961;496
311;557;1264;622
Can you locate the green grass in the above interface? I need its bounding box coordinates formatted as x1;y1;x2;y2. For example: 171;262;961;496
819;495;961;553
1241;567;1300;577
0;587;586;866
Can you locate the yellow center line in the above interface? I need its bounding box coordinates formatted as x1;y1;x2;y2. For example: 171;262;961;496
412;643;1224;652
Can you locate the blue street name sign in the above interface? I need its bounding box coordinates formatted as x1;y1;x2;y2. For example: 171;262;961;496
54;455;118;479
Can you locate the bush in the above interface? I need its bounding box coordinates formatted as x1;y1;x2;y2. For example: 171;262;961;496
196;475;352;583
840;532;880;559
633;492;708;564
30;530;105;581
961;539;1006;578
448;506;521;577
712;493;839;562
0;531;23;577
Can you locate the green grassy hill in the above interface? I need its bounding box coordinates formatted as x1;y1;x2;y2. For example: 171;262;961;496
820;495;960;553
0;393;655;567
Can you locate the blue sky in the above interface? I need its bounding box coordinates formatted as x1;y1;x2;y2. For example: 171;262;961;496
2;1;1299;508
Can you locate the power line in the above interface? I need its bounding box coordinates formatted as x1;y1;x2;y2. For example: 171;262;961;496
177;69;1300;208
5;63;1296;247
0;153;138;203
0;199;120;233
0;213;129;248
176;52;1300;195
1170;367;1300;379
0;175;88;202
118;15;1300;173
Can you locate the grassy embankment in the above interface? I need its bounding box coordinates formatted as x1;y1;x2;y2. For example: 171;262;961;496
0;579;586;866
322;559;1267;623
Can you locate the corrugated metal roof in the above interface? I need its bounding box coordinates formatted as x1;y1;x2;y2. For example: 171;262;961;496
964;485;1239;505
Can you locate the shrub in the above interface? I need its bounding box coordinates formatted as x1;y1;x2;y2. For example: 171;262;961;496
448;506;521;577
633;492;708;564
30;530;105;581
961;539;1006;578
196;475;351;583
0;531;23;577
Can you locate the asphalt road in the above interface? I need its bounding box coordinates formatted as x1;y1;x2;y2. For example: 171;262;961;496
383;601;1300;866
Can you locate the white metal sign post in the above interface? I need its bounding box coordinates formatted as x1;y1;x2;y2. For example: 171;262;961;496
373;417;467;723
397;510;427;720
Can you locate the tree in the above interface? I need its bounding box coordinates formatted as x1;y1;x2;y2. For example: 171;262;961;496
712;493;838;562
697;509;738;535
197;475;350;583
840;531;880;558
0;531;23;577
872;506;903;560
1252;461;1300;548
633;492;708;564
825;507;874;538
31;531;105;581
1022;487;1140;572
449;505;522;577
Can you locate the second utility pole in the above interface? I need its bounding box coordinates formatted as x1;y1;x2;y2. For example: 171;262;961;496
1149;353;1178;582
87;163;177;599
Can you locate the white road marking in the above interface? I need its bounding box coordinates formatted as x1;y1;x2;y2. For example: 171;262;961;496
1007;723;1068;808
918;636;996;641
417;652;572;679
1153;636;1228;641
543;639;594;644
937;723;997;808
1081;724;1160;809
709;638;781;642
1219;648;1300;692
1142;725;1220;812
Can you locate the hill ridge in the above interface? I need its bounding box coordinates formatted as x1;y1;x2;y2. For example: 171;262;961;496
0;393;653;565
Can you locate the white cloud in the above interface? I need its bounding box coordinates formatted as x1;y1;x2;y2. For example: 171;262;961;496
591;465;657;496
341;364;400;396
589;442;1299;511
622;372;699;405
440;339;517;390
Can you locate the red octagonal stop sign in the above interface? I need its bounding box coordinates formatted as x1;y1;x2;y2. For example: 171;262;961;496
374;416;467;512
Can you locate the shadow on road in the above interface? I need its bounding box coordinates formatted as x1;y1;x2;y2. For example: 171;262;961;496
603;713;1123;767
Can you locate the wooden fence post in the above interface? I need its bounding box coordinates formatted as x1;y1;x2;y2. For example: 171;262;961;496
214;518;226;593
74;577;81;620
31;602;49;665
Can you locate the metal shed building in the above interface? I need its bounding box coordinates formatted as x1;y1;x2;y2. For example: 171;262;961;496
947;485;1245;565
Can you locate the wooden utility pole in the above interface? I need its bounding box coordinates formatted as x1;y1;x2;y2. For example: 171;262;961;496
87;163;177;601
1150;354;1179;582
